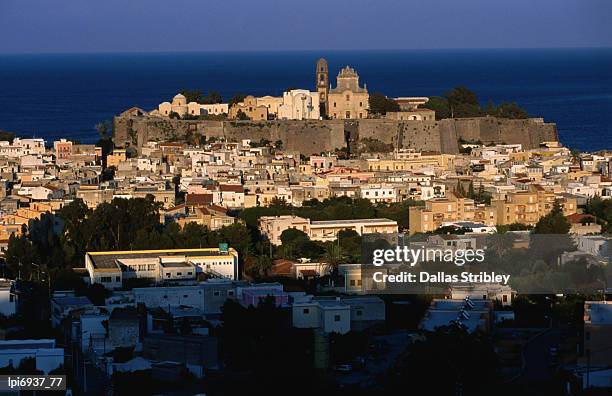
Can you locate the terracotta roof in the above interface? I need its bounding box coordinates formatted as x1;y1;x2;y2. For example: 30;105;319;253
220;184;244;193
208;204;228;214
271;259;294;276
566;213;597;224
185;194;213;206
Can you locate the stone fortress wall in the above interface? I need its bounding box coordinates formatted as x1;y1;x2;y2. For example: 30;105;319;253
113;115;558;155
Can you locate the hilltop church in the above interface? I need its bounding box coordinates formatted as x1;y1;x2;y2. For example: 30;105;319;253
316;58;369;119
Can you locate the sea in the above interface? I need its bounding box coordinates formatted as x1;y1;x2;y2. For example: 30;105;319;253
0;48;611;151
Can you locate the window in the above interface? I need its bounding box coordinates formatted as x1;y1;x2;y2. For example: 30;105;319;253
303;308;310;314
116;276;120;282
333;102;337;108
350;280;356;286
101;276;111;283
334;315;341;322
177;272;182;276
586;331;591;341
356;310;363;316
502;295;508;303
166;273;171;278
346;111;351;118
228;290;234;296
214;291;220;296
187;272;192;275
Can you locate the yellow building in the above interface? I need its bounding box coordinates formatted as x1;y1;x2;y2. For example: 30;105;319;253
407;185;577;234
367;153;455;172
228;96;268;120
408;193;491;234
327;66;369;119
492;185;577;226
256;96;284;116
107;149;127;169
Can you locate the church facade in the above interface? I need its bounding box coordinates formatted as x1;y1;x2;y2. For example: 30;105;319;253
326;66;369;120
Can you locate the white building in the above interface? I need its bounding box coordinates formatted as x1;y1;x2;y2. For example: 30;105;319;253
85;247;239;289
133;285;205;311
291;295;385;334
360;184;398;203
200;103;229;116
292;296;351;334
0;339;64;374
0;138;46;158
278;89;320;120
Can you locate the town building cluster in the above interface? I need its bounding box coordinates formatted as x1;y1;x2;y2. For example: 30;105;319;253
1;78;612;394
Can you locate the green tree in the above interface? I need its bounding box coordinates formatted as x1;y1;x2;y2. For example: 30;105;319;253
368;92;400;115
229;94;246;106
391;326;499;395
95;120;114;158
586;196;612;233
323;242;344;268
534;201;571;234
248;255;273;279
202;90;223;104
422;96;451;120
180;89;204;103
4;229;40;280
236;110;250;120
0;129;15;143
492;101;529;119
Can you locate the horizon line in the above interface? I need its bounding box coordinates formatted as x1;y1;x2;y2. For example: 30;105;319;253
1;45;612;56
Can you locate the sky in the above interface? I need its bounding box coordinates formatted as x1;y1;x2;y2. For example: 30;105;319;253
1;0;611;53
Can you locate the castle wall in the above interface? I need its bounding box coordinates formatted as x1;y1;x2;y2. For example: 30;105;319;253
114;115;558;155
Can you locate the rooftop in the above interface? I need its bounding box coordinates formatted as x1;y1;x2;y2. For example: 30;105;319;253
87;248;237;269
311;218;396;226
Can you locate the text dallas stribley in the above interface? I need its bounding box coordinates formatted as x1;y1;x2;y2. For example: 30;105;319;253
372;271;511;285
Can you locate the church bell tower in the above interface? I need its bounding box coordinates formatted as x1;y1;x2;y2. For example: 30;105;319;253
316;58;329;116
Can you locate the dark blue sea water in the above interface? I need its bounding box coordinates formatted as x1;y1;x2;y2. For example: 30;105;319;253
0;49;611;151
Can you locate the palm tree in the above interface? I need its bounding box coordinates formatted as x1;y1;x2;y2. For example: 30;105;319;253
323;243;344;273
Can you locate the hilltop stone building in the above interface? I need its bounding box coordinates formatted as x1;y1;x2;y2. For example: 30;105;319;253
157;94;228;118
278;89;320;120
327;66;369;119
158;94;201;117
228;95;269;120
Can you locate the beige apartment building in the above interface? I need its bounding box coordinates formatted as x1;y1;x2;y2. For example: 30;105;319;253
260;215;311;245
76;186;114;209
107;149;127;169
260;215;398;245
327;66;369;119
409;185;578;234
492;185;576;225
367;153;455;172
